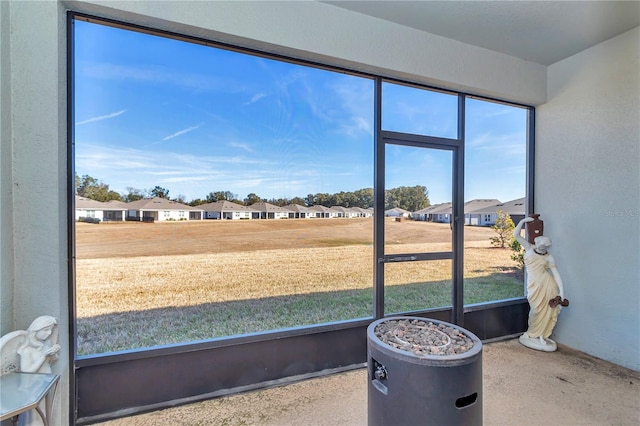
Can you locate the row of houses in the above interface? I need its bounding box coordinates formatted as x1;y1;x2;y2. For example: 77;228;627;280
75;196;524;226
75;196;374;222
386;198;526;226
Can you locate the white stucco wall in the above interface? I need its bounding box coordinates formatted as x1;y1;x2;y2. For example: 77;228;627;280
1;1;70;424
0;0;14;334
537;27;640;370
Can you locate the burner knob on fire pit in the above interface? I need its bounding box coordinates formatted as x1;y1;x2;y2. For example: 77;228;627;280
374;365;387;380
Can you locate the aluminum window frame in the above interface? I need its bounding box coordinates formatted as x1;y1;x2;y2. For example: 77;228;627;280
67;11;533;424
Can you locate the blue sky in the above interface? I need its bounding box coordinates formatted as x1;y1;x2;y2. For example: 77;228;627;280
74;20;526;205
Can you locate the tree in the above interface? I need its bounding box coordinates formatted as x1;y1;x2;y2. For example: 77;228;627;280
76;173;98;196
385;185;430;211
122;187;146;202
490;210;515;248
150;186;170;199
244;193;263;206
304;193;316;207
267;197;291;207
206;191;237;203
76;174;122;202
510;238;525;269
289;196;307;206
173;194;187;204
315;193;332;207
353;188;374;208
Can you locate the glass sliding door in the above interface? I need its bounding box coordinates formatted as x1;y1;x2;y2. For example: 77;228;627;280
378;81;461;317
381;142;455;315
384;145;453;254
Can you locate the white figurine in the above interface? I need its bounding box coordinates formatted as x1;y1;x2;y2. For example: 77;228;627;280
17;315;60;373
0;316;60;426
514;217;568;352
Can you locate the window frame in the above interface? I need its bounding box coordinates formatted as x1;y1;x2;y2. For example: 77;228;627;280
68;12;534;424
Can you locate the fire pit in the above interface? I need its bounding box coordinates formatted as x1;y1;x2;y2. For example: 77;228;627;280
367;316;482;426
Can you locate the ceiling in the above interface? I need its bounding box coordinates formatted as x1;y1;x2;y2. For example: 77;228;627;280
322;1;640;66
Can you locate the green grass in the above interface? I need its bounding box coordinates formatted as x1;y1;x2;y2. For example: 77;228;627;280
77;276;523;355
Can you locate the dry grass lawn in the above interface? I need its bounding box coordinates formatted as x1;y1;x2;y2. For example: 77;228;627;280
76;218;523;354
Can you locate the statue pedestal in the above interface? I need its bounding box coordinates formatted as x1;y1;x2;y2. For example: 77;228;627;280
519;333;557;352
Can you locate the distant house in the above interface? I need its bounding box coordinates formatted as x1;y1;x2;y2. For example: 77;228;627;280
464;199;501;225
427;203;453;223
249;202;290;219
199;200;257;220
125;197;204;221
75;195;107;222
103;199;129;222
411;203;442;222
308;205;333;218
283;204;312;219
385;207;412;218
328;206;358;218
351;207;373;218
333;206;361;218
468;197;526;226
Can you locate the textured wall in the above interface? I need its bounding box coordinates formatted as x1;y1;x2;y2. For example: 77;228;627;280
0;0;14;336
2;1;70;424
537;27;640;370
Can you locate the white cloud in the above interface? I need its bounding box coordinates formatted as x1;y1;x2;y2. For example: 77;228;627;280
229;141;255;153
244;93;267;106
75;109;126;126
79;61;251;95
467;132;526;156
75;142;280;199
162;124;202;141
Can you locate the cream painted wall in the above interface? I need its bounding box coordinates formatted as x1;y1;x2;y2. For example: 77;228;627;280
0;0;14;334
1;1;70;424
537;27;640;371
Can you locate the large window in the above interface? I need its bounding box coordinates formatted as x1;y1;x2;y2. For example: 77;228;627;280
463;98;528;304
73;19;530;356
74;20;375;354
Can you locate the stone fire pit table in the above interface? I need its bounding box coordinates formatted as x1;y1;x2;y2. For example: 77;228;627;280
367;316;483;426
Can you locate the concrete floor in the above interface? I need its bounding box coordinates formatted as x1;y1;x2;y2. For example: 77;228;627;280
100;338;639;425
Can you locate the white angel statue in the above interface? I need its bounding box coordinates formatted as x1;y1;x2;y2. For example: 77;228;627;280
1;315;60;375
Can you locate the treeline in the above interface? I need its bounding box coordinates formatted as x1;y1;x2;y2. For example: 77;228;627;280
75;174;430;211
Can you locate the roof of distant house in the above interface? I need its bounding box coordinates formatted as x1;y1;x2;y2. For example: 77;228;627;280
126;197;203;211
248;202;290;212
385;207;411;214
464;199;502;213
283;204;312;212
104;199;129;208
75;195;107;209
468;197;526;215
309;205;333;212
417;203;452;214
198;200;257;212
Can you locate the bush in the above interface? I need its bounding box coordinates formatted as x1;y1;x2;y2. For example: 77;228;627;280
78;217;101;224
490;210;514;248
509;238;524;269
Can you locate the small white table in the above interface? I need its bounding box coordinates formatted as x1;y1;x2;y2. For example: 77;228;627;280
0;372;59;426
